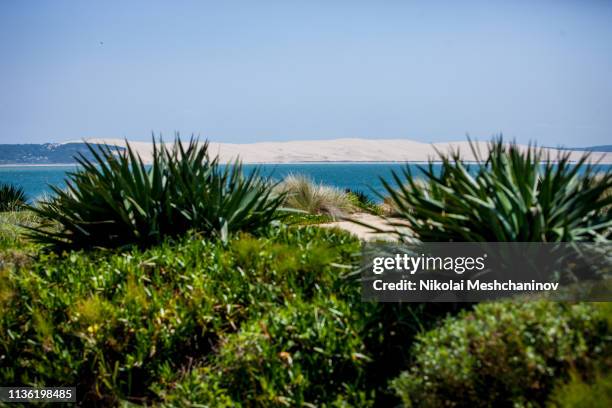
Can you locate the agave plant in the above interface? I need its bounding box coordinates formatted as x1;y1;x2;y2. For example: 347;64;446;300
0;183;28;211
381;138;612;242
28;138;286;249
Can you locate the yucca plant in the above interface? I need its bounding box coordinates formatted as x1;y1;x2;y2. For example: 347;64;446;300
27;138;286;249
0;183;28;211
381;138;612;242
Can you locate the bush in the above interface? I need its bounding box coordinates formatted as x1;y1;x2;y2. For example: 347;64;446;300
391;301;611;408
0;226;365;405
160;297;374;407
27;138;286;249
278;175;355;218
0;220;463;406
0;183;27;211
0;210;40;251
381;138;612;241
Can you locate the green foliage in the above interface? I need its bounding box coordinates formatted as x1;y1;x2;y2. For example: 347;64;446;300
547;370;612;408
278;175;355;217
391;301;611;408
0;183;27;211
27;138;286;249
0;210;40;251
0;222;463;406
382;138;612;242
346;189;384;215
284;212;334;226
160;297;374;407
0;226;369;405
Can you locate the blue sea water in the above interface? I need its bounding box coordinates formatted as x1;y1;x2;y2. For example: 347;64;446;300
1;163;610;203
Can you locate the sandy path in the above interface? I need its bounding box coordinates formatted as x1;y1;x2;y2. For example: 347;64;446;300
321;213;409;241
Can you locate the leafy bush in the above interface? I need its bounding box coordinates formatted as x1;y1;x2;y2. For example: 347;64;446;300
0;226;367;405
278;175;355;217
0;183;27;211
27;138;286;249
160;297;374;407
391;301;611;408
0;220;463;406
0;210;40;251
382;138;612;241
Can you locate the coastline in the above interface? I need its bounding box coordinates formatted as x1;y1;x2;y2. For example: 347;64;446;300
0;163;79;168
1;160;607;167
3;138;612;164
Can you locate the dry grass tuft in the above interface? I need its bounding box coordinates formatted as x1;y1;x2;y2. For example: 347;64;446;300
277;175;355;218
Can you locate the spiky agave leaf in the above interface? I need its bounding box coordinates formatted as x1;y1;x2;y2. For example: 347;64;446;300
379;137;612;242
27;137;287;249
0;183;28;211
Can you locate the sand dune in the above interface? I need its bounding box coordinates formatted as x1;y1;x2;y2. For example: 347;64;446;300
73;138;612;164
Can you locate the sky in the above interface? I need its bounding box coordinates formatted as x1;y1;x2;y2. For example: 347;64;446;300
1;1;611;147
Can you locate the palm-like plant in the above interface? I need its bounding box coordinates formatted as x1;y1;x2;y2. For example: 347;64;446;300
0;183;28;211
381;138;612;242
28;138;286;249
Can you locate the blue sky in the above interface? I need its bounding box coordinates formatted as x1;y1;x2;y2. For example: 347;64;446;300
1;0;611;146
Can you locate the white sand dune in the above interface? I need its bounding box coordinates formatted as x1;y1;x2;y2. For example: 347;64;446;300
71;138;612;164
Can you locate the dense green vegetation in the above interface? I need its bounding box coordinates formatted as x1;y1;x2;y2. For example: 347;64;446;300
1;224;451;406
28;139;286;249
382;139;612;242
547;370;612;408
392;301;611;407
1;137;610;406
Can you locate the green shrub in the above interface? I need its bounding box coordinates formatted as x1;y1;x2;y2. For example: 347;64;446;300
0;210;40;251
0;221;462;406
381;138;612;241
160;296;374;407
391;301;611;408
0;183;27;211
0;226;364;405
278;175;355;217
547;370;612;408
27;138;286;249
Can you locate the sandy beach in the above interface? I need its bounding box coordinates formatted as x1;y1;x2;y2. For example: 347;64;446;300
75;138;612;164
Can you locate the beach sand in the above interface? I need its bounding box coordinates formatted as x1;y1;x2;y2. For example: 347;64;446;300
74;138;612;164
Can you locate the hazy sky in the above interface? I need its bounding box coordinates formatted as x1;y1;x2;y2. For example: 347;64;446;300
1;1;611;146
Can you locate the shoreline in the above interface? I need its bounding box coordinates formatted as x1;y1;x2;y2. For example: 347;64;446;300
1;159;607;167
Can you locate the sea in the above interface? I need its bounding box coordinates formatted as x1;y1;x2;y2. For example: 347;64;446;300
1;163;610;203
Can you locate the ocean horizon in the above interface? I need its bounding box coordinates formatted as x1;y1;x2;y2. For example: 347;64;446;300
1;162;611;203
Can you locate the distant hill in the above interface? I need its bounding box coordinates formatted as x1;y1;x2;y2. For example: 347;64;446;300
0;143;124;165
